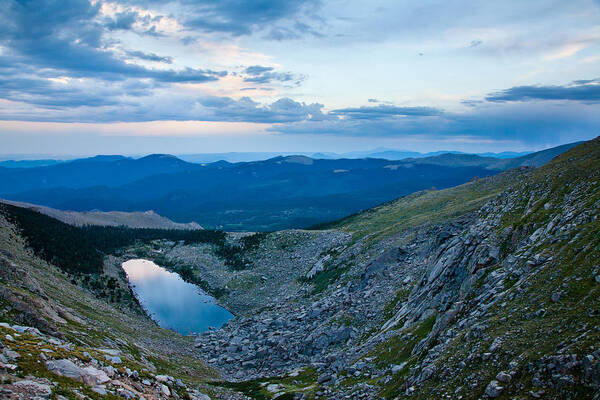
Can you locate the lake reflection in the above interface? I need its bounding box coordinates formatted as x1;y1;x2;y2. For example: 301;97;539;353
122;259;233;335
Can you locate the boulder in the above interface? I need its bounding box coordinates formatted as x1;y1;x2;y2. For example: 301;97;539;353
3;348;20;360
495;371;512;383
81;366;111;385
105;355;122;364
46;360;109;386
156;374;173;383
92;385;108;395
306;255;331;279
266;383;285;393
46;359;83;380
391;362;407;374
160;384;171;396
188;391;211;400
103;365;117;377
13;380;52;398
484;380;503;398
117;388;136;399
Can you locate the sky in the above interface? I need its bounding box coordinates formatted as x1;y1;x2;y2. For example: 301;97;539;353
1;0;600;156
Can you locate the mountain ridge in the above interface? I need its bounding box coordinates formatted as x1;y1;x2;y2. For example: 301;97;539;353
0;199;203;230
0;142;580;231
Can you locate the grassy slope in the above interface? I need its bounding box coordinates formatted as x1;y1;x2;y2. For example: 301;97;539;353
326;167;526;242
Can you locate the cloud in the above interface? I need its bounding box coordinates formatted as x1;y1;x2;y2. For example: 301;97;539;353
268;78;600;143
103;8;166;36
264;21;323;41
264;26;302;41
0;61;156;109
177;96;327;123
0;0;229;121
0;76;124;108
244;72;297;84
245;65;275;75
4;62;598;149
329;105;444;119
125;50;174;64
0;0;596;150
0;0;224;84
272;101;600;145
125;0;322;39
242;65;305;85
461;100;484;107
486;79;600;102
2;73;599;149
0;88;327;124
105;10;138;31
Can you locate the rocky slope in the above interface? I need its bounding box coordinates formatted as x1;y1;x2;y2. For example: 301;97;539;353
1;137;599;399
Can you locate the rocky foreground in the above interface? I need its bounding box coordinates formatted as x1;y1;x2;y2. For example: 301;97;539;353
1;137;600;399
0;321;214;400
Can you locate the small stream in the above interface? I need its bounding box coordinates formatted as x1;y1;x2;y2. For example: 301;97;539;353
122;259;233;335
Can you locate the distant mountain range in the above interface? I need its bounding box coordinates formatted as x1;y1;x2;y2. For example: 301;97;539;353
0;159;65;168
0;141;581;231
176;149;534;163
0;147;539;167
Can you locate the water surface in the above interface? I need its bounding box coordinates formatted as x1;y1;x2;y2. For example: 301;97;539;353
122;259;233;335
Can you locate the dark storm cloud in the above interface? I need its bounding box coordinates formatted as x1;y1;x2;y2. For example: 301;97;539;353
329;105;444;119
486;79;600;102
